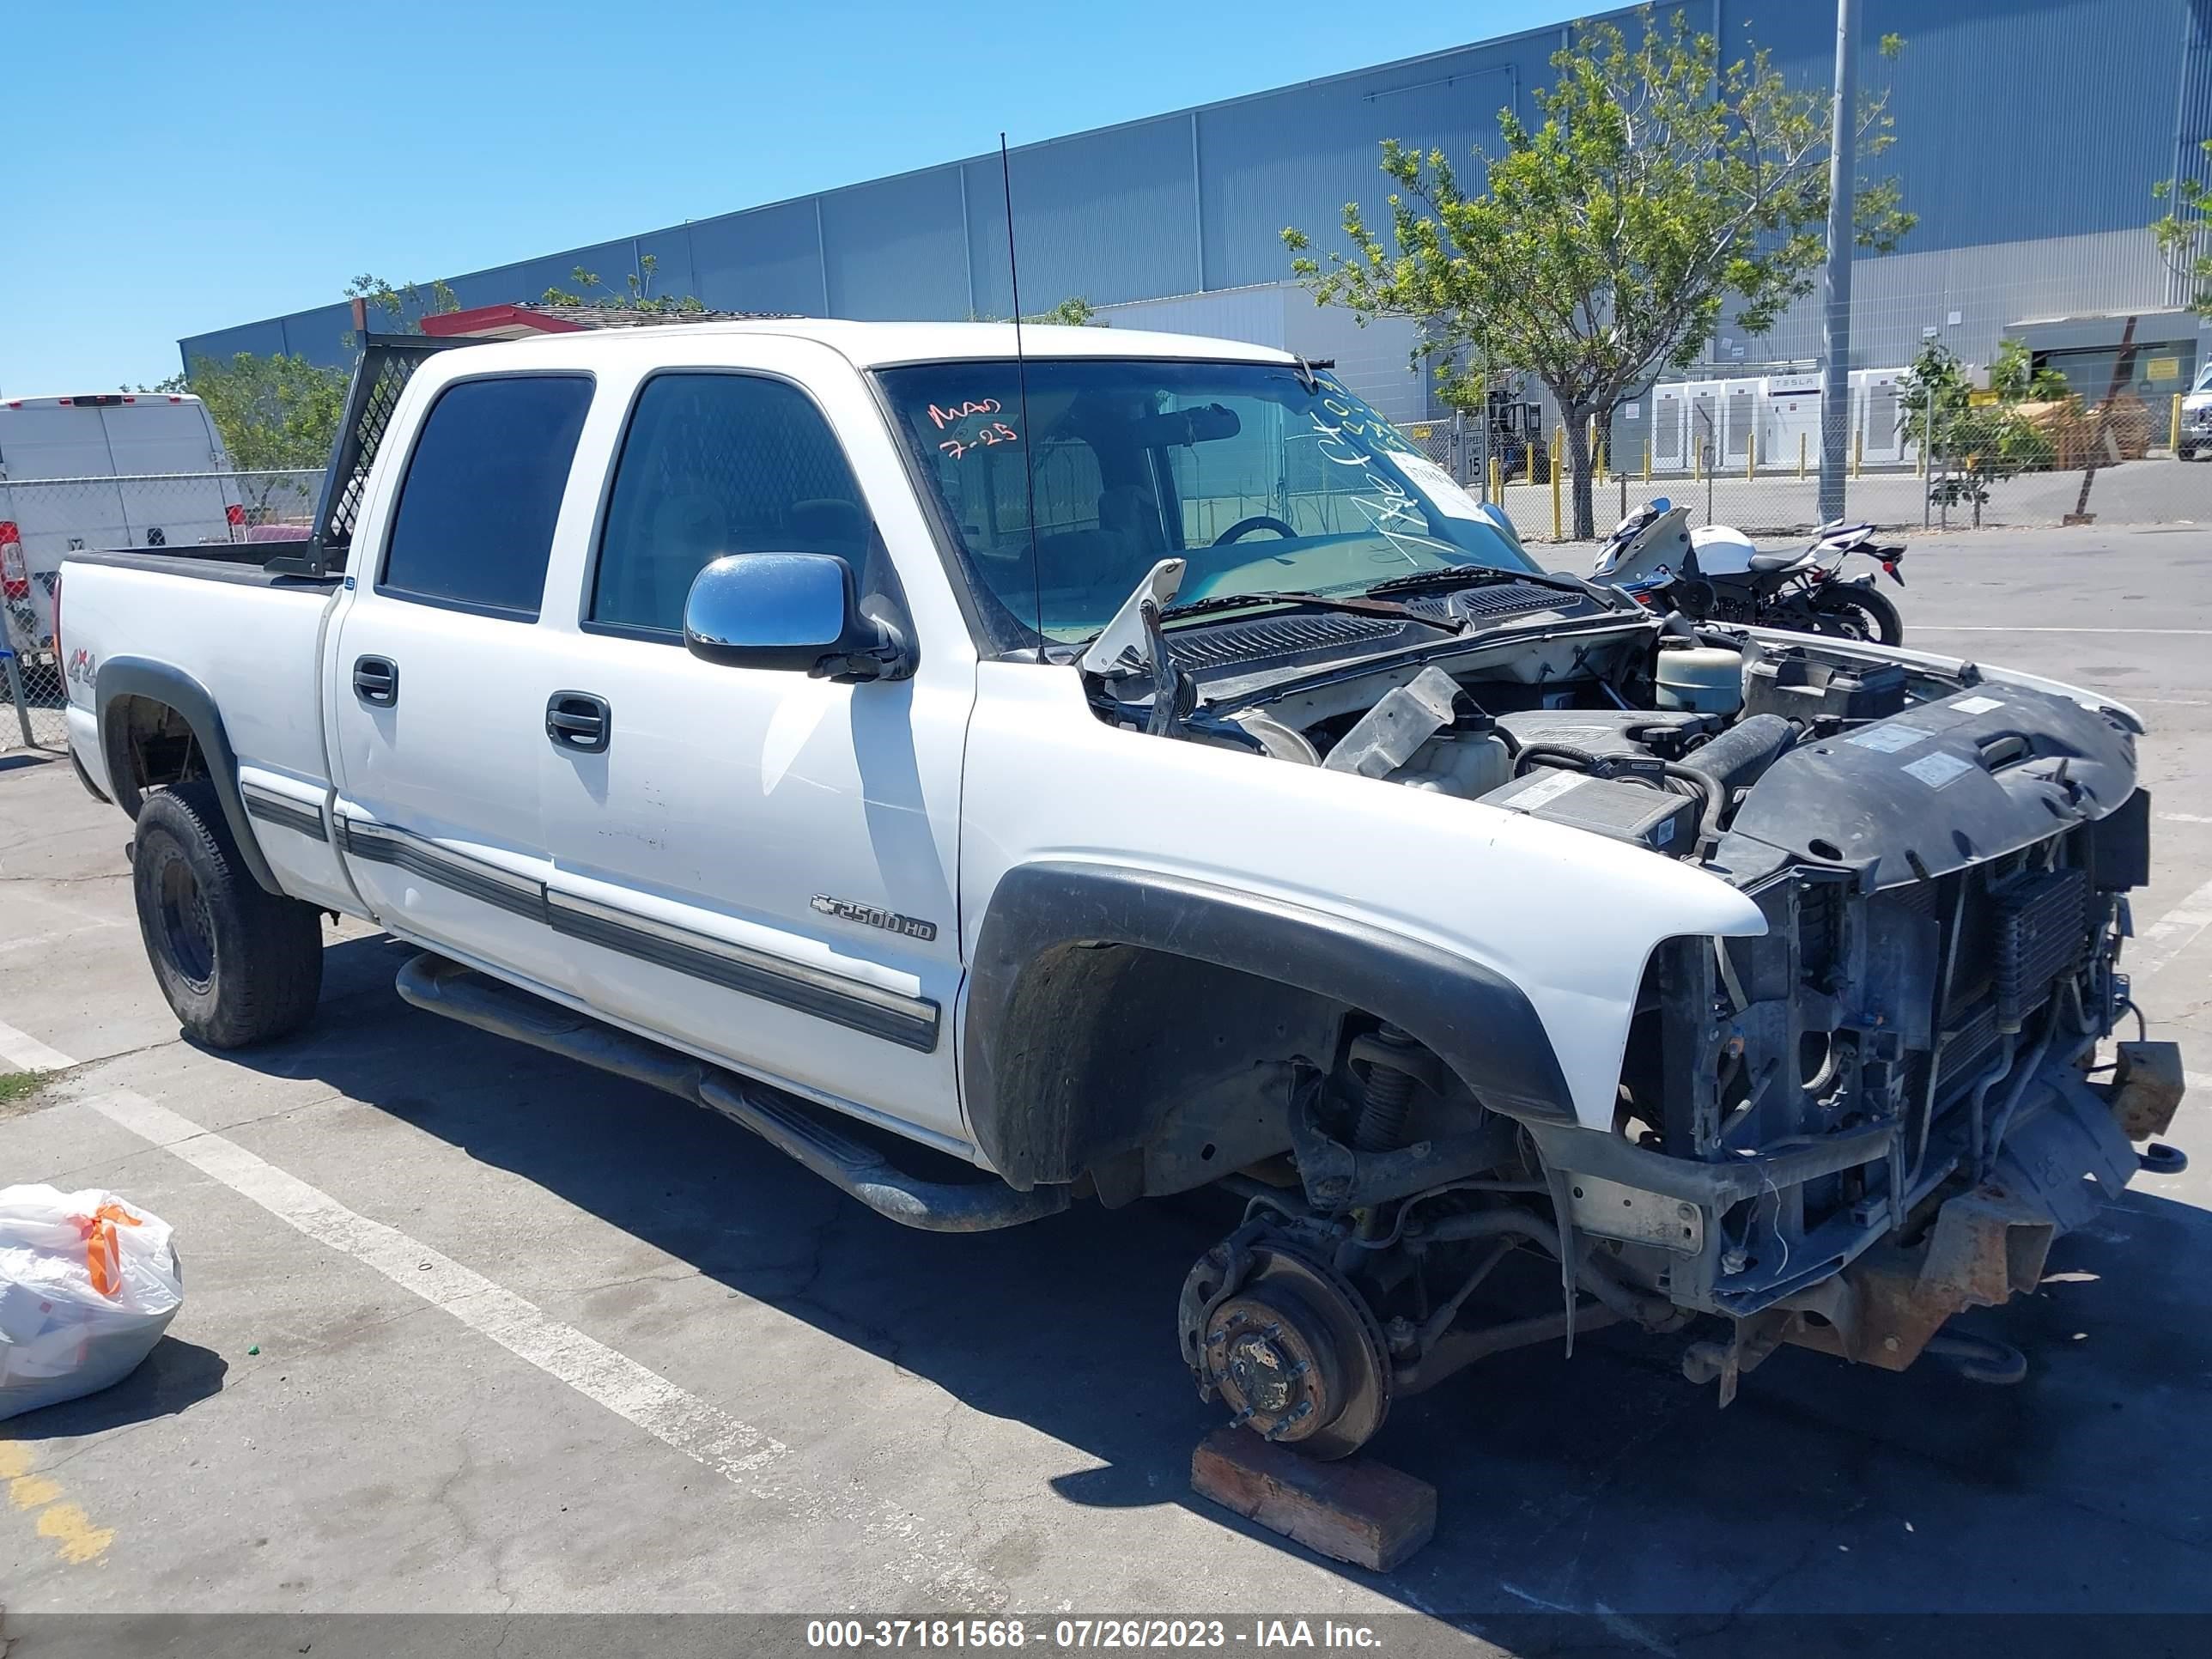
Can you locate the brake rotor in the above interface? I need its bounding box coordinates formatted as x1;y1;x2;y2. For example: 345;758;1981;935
1194;1241;1390;1461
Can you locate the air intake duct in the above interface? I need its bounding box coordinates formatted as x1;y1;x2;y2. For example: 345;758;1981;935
1678;714;1796;795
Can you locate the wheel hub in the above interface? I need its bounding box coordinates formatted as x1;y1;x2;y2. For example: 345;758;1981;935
1185;1240;1391;1460
155;851;216;990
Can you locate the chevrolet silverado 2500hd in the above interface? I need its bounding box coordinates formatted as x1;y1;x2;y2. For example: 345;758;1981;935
60;323;2185;1456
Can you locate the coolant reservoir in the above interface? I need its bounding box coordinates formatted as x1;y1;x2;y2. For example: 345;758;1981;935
1656;646;1744;714
1395;732;1514;797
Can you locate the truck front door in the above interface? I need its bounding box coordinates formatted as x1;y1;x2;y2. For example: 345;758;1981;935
531;355;974;1150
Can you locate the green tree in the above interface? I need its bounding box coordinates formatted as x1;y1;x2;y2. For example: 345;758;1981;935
2152;137;2212;313
181;352;349;517
1030;295;1101;327
967;295;1107;326
538;254;708;314
1285;6;1912;538
1899;339;2069;527
343;273;462;333
1986;337;2070;405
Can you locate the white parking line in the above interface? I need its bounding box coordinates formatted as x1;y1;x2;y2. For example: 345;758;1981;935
0;1018;76;1073
16;1055;1009;1607
1911;626;2212;635
4;923;128;952
2130;878;2212;983
2160;813;2212;825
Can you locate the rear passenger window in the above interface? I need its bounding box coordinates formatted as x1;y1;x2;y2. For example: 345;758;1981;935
380;375;592;618
591;374;870;635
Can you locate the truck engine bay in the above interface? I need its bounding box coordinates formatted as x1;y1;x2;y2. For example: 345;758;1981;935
1080;568;2185;1451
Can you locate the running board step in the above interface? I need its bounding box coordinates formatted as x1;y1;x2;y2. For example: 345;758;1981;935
394;951;1068;1233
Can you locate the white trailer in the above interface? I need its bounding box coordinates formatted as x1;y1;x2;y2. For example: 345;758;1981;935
0;392;239;659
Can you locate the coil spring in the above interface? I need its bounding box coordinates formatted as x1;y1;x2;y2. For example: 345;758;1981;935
1352;1023;1420;1152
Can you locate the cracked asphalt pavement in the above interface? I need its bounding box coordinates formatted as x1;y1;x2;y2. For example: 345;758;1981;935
2;524;2210;1649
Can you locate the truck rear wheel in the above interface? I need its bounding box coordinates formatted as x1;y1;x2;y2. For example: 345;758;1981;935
131;780;323;1048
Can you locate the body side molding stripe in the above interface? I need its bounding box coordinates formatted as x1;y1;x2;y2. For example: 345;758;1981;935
333;815;938;1052
546;890;940;1054
337;819;549;921
240;786;330;842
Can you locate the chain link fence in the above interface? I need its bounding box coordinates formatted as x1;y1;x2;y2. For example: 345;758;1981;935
1408;386;2212;562
1384;266;2212;557
2;470;320;754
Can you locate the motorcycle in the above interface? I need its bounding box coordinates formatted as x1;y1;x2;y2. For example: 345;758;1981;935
1589;500;1907;646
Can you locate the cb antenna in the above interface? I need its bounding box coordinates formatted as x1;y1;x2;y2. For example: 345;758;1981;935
999;132;1047;658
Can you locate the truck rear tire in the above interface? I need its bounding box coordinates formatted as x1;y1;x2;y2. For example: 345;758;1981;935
131;780;323;1048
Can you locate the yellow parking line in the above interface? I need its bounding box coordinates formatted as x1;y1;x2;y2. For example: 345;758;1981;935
0;1440;115;1565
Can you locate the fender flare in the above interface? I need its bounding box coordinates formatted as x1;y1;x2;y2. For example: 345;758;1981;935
95;655;283;896
963;861;1575;1188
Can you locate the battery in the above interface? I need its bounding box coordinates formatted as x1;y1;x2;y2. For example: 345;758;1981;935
1480;766;1699;855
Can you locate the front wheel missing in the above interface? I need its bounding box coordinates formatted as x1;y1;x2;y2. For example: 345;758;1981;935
1182;1237;1391;1460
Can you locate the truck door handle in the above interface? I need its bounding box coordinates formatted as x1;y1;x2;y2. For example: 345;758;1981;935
545;691;611;754
352;656;398;707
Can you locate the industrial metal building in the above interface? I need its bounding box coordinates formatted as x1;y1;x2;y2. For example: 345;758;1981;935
182;0;2212;430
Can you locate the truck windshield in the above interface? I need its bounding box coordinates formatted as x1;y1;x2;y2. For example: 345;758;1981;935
875;359;1537;650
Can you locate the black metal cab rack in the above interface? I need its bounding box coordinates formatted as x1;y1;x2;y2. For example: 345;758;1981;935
263;334;467;580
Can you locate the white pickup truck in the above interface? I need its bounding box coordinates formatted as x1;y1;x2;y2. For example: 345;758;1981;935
59;322;2184;1455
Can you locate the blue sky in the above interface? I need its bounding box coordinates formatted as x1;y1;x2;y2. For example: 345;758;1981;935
2;0;1589;398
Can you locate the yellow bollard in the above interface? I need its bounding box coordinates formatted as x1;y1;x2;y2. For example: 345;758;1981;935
1853;426;1863;479
1643;441;1652;483
2173;392;2185;454
1551;434;1563;540
1588;416;1601;484
1747;432;1757;483
1489;454;1502;500
1799;432;1808;479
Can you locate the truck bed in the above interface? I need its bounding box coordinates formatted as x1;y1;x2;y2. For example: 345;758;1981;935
61;552;337;812
62;546;341;589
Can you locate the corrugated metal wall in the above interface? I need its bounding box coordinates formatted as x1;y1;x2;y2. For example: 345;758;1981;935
181;0;2203;422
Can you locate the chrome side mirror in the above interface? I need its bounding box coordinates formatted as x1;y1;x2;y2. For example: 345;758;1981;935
682;553;911;683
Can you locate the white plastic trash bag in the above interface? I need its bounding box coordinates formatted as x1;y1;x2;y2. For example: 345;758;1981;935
0;1184;183;1420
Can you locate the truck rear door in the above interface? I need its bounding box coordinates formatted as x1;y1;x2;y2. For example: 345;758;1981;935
97;396;239;550
325;370;595;994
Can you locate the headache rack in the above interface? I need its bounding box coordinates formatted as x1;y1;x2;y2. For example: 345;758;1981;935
262;334;466;580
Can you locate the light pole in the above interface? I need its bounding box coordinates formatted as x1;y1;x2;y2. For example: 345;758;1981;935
1818;0;1860;524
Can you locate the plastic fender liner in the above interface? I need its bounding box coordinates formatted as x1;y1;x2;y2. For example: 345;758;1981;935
963;861;1576;1190
94;655;283;896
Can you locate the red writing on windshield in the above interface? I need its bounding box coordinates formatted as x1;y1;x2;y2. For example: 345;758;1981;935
939;422;1020;460
927;398;1003;429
